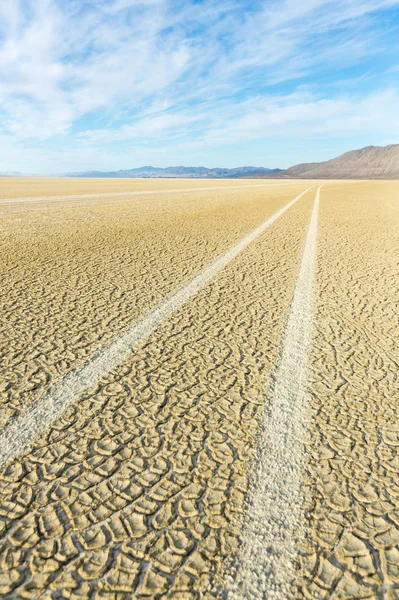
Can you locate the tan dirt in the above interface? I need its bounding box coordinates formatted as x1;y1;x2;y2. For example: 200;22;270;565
298;181;399;599
0;188;311;470
0;179;398;599
0;180;313;598
0;181;308;430
0;177;298;200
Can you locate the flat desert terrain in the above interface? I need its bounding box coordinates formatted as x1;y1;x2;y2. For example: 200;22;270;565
0;178;398;599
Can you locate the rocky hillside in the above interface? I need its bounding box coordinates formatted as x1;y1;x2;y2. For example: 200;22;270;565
284;144;399;178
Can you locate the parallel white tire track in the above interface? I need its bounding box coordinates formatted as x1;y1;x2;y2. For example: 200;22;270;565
0;187;312;470
226;186;321;599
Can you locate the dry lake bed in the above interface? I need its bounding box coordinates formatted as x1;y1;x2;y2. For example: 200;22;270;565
0;178;398;599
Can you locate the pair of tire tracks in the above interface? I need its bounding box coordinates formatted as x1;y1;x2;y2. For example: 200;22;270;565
0;185;322;597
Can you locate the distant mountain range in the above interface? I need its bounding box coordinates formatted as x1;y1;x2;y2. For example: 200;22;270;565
283;144;399;179
3;144;399;180
67;145;399;179
67;165;283;178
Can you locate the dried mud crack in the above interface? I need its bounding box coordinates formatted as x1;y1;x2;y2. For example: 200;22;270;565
0;178;398;600
0;187;311;469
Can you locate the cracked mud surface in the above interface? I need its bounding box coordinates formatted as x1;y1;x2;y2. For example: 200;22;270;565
0;181;307;430
299;182;399;600
1;179;398;599
0;180;311;598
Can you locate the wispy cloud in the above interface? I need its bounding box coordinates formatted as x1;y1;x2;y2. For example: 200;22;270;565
199;89;399;145
0;0;399;171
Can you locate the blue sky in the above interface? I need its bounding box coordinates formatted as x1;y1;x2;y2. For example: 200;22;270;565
1;0;399;173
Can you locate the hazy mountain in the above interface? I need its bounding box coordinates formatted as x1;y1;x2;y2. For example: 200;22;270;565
283;144;399;179
68;166;283;178
0;171;24;176
8;144;399;180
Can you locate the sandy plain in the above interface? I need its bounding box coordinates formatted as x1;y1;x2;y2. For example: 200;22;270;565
0;179;307;429
0;177;301;200
0;179;398;599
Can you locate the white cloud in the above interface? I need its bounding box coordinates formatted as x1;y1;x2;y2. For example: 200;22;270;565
0;0;399;171
200;89;399;144
81;112;197;142
0;0;191;139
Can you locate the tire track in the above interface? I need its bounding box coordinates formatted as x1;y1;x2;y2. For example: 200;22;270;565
225;186;321;599
0;187;312;470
